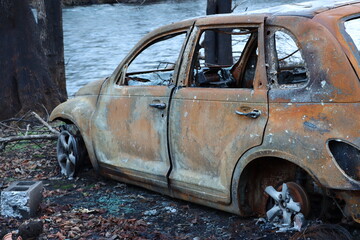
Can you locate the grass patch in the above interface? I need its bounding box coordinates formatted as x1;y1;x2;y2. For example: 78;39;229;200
4;140;52;153
53;183;75;190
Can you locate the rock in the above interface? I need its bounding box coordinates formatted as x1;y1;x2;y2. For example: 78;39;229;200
19;221;43;240
0;181;43;219
164;206;177;213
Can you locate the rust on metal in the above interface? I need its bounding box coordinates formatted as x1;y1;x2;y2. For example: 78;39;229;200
50;0;360;224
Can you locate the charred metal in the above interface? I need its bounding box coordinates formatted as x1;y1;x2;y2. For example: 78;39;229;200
50;0;360;225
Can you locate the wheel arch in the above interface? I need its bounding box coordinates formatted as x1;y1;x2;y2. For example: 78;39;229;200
50;97;99;172
231;150;319;216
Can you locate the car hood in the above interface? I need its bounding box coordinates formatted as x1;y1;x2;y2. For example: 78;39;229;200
75;77;107;97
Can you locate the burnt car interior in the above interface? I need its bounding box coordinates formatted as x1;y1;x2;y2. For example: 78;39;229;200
267;29;308;86
122;32;187;86
120;27;309;89
190;27;258;88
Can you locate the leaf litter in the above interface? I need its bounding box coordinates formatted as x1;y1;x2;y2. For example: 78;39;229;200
1;123;357;239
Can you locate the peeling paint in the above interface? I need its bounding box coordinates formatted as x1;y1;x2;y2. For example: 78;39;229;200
50;2;360;224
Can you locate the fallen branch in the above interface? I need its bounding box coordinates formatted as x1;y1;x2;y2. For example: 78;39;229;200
0;134;58;143
31;111;59;134
0;112;59;151
0;134;58;152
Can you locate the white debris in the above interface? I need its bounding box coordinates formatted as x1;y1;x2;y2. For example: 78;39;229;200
164;206;177;213
321;80;326;88
293;213;306;231
255;218;267;225
143;209;158;216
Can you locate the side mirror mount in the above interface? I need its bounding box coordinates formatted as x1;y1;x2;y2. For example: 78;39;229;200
118;64;128;85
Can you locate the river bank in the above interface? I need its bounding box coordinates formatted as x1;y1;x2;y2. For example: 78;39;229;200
31;0;159;7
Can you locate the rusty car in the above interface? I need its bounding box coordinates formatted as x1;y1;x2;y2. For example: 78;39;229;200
51;0;360;225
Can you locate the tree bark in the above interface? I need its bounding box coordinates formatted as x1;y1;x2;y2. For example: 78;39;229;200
36;0;67;100
205;0;232;65
0;0;65;121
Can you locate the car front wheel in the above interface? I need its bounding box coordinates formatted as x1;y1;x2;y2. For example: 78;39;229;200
56;125;85;179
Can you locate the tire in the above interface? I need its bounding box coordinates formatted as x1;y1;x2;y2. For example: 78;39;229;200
56;124;87;179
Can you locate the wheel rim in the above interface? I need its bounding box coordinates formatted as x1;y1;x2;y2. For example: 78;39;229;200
279;182;310;217
57;130;78;179
265;182;310;226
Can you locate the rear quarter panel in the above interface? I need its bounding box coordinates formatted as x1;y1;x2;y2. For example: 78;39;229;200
261;16;360;190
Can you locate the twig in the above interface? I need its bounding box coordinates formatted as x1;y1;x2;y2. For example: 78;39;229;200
25;124;30;136
231;0;246;12
65;56;73;66
40;104;50;121
31;111;59;134
0;111;60;151
231;3;238;12
0;118;35;124
0;122;25;131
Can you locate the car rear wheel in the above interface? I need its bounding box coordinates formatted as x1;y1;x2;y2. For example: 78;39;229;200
265;181;310;225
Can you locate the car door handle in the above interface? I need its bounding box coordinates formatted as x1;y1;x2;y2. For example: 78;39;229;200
235;109;261;119
149;102;166;109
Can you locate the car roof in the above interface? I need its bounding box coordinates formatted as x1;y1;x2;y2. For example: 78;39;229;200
150;1;360;40
241;0;360;18
165;0;360;29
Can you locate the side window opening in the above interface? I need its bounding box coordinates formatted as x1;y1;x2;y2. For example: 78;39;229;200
267;29;308;87
190;27;258;88
121;32;187;86
344;17;360;57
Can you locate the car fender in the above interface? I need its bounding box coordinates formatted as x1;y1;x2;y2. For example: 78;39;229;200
50;96;99;171
230;148;313;215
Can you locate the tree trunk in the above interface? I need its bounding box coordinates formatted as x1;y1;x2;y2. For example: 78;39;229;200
0;0;64;121
36;0;67;100
205;0;232;65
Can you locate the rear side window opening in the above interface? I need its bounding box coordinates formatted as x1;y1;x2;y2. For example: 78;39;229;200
344;18;360;52
265;28;309;88
342;16;360;67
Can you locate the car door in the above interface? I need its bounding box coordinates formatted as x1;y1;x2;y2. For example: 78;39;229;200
91;27;191;190
168;18;269;204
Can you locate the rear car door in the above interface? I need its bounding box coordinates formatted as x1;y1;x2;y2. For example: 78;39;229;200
168;17;269;204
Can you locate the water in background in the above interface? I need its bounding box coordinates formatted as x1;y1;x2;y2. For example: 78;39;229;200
63;0;307;96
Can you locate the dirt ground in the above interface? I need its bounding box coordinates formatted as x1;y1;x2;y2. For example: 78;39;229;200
0;137;358;239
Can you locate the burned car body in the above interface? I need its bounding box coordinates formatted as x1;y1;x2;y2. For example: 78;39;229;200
51;1;360;224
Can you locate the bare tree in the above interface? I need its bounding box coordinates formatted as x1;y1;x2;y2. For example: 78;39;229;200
0;0;66;121
36;0;67;99
205;0;232;65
